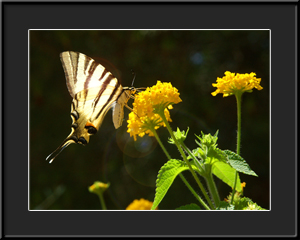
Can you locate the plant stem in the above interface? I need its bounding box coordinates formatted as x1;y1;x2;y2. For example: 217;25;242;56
98;194;107;210
236;92;242;156
151;127;172;159
206;172;220;207
231;92;242;204
159;112;215;209
182;142;220;207
151;126;210;210
180;142;205;173
179;174;211;210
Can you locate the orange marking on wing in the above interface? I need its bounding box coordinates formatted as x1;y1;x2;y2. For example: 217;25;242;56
85;121;96;128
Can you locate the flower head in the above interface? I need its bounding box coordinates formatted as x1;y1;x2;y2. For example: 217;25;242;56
126;198;157;210
127;81;182;141
212;71;263;97
168;127;189;145
88;181;109;195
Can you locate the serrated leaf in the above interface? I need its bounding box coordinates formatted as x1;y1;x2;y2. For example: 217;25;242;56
151;159;197;210
224;150;258;177
212;161;242;192
176;203;201;210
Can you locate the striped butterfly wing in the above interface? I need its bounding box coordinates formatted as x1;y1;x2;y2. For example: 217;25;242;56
61;51;115;97
46;51;135;163
112;87;135;129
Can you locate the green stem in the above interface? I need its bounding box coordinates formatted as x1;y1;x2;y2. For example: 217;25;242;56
236;92;242;156
151;127;172;159
179;174;210;210
231;92;242;204
181;142;220;207
180;142;205;173
182;141;220;207
206;172;220;207
151;126;210;210
159;112;215;209
98;194;107;210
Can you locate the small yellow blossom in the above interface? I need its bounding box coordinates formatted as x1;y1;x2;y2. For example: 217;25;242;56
241;182;246;191
127;81;182;141
88;181;109;195
231;182;246;193
126;198;157;210
212;71;263;97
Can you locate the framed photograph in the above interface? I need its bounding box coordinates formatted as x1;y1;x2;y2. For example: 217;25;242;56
2;1;297;238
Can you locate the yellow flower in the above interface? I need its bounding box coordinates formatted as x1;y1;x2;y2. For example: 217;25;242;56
231;182;246;193
127;81;182;141
126;198;157;210
88;181;109;195
211;71;263;97
241;182;246;191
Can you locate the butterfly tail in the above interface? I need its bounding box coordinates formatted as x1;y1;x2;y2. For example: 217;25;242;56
46;137;76;163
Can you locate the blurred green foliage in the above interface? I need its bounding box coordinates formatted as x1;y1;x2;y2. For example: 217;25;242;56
30;30;269;210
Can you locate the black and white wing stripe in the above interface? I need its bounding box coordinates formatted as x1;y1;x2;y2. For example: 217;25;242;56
46;51;136;163
60;51;117;97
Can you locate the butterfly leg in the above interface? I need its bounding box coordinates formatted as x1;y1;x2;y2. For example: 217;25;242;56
124;104;134;112
124;104;143;119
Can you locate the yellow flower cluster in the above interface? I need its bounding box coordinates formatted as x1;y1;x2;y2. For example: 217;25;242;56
211;71;263;97
127;81;182;141
126;198;156;210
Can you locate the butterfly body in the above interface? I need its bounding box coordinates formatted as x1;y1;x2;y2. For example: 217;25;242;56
46;51;136;163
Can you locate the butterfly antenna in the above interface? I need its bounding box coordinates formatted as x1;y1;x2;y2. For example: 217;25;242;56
131;69;136;87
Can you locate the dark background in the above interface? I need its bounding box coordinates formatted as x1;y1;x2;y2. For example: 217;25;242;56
29;30;270;210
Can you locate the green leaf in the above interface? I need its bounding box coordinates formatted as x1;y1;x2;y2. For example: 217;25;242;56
151;159;196;210
176;203;201;210
224;150;258;177
216;201;235;210
234;197;266;210
212;161;242;192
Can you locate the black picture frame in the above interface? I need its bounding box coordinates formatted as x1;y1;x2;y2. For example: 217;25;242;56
2;1;297;237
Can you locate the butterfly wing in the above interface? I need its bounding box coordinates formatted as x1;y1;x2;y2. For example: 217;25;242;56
60;51;115;97
47;51;124;163
74;85;123;131
112;102;124;129
112;88;135;129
